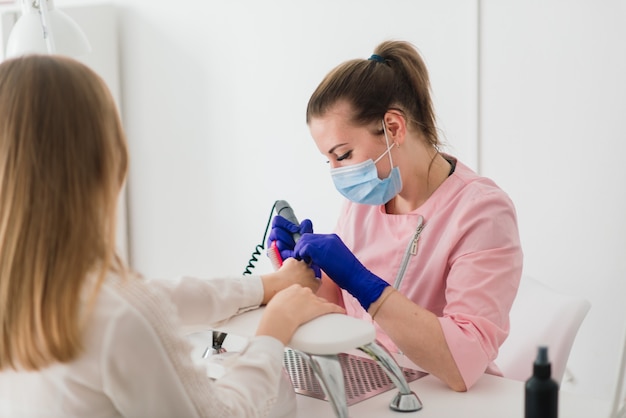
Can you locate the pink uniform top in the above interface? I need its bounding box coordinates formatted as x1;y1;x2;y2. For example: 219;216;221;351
333;156;523;389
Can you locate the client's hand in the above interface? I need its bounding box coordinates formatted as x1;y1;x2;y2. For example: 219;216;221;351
257;284;345;345
260;258;319;304
294;234;390;311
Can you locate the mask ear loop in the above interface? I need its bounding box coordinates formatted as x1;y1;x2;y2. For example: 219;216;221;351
378;119;396;168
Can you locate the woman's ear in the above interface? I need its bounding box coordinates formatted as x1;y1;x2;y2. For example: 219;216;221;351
383;111;406;146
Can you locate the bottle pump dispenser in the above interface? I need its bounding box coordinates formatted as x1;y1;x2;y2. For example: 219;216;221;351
525;346;559;418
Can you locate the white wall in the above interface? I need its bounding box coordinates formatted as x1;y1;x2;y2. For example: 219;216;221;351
66;0;477;280
55;0;626;401
480;0;626;399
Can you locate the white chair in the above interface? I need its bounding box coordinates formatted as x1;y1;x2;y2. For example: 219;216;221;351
496;275;591;384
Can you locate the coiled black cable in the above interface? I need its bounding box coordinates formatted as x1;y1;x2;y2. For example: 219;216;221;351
243;201;277;275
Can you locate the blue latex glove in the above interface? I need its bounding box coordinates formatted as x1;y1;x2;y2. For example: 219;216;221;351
294;233;390;311
267;216;320;277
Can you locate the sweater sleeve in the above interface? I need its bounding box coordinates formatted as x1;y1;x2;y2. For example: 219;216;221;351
148;275;264;326
101;278;284;418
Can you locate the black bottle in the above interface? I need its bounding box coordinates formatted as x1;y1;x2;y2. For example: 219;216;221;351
525;346;559;418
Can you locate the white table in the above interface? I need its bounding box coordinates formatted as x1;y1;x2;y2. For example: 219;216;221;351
294;354;611;418
191;307;612;418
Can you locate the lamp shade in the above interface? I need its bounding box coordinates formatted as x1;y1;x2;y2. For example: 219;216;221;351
6;0;91;58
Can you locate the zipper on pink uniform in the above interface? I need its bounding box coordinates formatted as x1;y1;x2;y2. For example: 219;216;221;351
392;215;425;289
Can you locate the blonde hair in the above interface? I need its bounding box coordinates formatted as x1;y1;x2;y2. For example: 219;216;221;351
0;55;128;370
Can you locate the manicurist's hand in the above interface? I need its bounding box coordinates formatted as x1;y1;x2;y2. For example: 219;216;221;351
256;284;345;345
260;258;319;305
267;215;314;261
294;233;390;310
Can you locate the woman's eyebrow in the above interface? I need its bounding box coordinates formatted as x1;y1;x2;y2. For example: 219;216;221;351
328;143;349;154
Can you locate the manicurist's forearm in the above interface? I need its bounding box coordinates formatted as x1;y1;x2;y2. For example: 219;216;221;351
368;288;467;391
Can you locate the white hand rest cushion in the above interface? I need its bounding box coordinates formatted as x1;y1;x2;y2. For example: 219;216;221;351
214;307;376;355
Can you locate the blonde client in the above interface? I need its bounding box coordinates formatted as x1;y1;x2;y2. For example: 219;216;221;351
0;55;342;417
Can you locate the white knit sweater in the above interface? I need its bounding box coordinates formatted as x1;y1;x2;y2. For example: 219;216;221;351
0;274;286;418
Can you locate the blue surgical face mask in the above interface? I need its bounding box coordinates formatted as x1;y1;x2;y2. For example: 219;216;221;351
330;120;402;205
